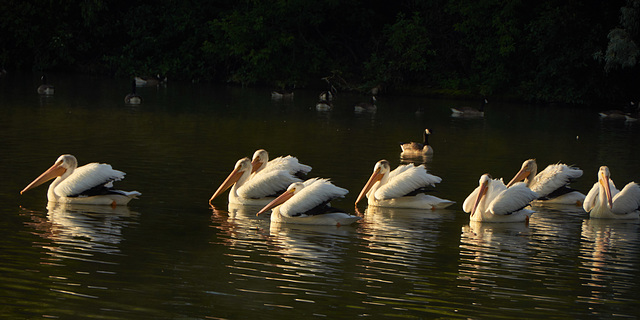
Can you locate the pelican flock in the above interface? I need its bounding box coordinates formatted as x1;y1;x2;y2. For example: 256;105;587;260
507;159;585;205
18;116;637;226
20;150;637;225
256;178;360;226
463;174;538;222
583;166;640;219
355;160;454;210
21;154;141;206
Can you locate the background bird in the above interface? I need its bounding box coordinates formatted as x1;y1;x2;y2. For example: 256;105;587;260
400;128;434;157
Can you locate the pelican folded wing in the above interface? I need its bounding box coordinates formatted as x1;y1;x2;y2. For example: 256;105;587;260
489;182;538;215
54;163;125;197
237;170;301;199
375;165;441;200
612;182;640;215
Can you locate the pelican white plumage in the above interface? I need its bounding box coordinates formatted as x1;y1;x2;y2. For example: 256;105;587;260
20;154;141;206
250;149;312;178
209;157;302;206
257;178;360;226
583;166;640;219
400;128;433;157
355;160;454;209
463;174;538;222
506;159;585;205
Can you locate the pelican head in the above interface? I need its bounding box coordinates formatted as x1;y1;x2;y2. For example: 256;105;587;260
507;159;537;187
256;181;305;216
251;149;269;173
471;174;492;216
598;166;613;208
21;154;77;195
209;158;252;204
355;160;391;205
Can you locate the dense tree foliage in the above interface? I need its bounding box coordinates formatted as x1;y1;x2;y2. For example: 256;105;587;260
2;0;639;105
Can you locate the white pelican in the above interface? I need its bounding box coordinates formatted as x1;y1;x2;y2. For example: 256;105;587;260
209;157;302;206
583;166;640;219
37;75;54;95
463;174;538;222
20;154;141;206
257;178;361;226
354;96;377;113
506;159;585;205
124;79;142;104
400;129;433;157
250;149;312;178
451;98;487;117
355;160;454;209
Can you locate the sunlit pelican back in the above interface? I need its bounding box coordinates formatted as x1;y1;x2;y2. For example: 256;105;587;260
20;154;141;206
209;157;302;206
583;166;640;219
355;160;454;210
463;174;538;222
257;178;360;226
507;159;585;205
251;149;312;178
400;128;433;157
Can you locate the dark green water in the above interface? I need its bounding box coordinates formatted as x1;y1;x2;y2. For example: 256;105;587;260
1;73;639;319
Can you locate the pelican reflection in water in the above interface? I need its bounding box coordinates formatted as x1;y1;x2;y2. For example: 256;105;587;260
24;203;137;255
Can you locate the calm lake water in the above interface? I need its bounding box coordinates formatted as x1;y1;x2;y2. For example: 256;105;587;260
1;73;640;319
